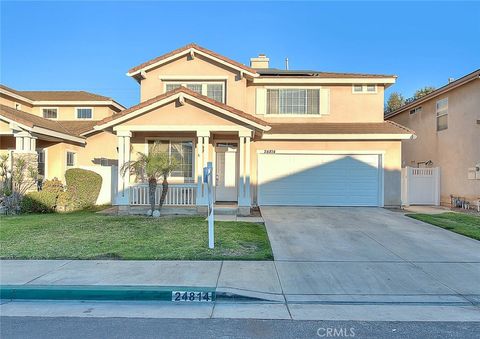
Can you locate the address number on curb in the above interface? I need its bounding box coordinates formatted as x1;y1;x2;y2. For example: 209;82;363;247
172;291;213;302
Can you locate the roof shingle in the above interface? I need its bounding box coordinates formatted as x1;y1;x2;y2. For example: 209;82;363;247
266;121;414;135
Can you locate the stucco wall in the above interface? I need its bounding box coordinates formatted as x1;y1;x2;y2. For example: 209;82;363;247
140;54;248;110
246;84;385;123
250;140;402;207
30;105;116;120
389;79;480;204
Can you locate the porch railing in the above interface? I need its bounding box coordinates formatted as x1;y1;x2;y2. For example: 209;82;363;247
129;184;197;206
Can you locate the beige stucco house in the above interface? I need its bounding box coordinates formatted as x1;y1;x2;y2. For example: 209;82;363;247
386;69;480;206
1;44;415;213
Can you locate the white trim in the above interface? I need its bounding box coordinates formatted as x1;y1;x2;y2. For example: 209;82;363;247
114;125;252;133
34;101;124;111
0;116;85;144
95;91;269;131
261;133;415;140
159;75;229;80
127;47;258;78
75;107;94;120
0;88;33;104
253;77;395;85
40;107;59;120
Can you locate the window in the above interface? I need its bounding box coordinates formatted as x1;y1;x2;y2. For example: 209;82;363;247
436;98;448;131
37;150;45;177
76;108;92;119
266;89;320;114
207;84;223;102
353;85;363;93
352;84;377;93
164;82;225;103
166;83;181;92
66;152;76;167
409;106;422;115
42;108;58;119
148;139;193;178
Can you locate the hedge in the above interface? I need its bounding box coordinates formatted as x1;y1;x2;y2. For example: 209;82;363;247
65;168;102;210
20;191;57;213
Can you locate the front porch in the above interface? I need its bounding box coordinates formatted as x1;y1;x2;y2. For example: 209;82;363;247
115;128;254;215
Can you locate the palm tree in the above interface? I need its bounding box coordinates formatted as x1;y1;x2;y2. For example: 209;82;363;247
121;142;177;216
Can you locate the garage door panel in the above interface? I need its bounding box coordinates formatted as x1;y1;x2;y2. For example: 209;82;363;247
258;153;380;206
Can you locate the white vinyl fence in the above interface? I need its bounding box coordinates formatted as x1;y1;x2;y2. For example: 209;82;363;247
80;165;118;205
129;184;196;206
401;167;440;206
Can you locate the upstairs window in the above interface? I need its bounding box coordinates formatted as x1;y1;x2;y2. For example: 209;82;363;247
409;106;422;115
436;98;448;131
164;82;225;103
352;84;377;93
42;108;58;119
266;88;320;115
76;107;92;119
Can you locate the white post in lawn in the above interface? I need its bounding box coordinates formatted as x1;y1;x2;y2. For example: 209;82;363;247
196;135;203;205
205;162;214;249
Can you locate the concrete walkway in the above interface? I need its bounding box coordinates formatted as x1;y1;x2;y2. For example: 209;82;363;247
2;207;480;320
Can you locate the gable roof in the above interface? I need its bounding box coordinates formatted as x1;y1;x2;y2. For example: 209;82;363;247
95;87;270;131
385;69;480;119
127;43;258;80
0;84;125;110
0;104;86;143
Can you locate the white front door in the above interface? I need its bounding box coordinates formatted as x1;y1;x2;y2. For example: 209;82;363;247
215;144;238;202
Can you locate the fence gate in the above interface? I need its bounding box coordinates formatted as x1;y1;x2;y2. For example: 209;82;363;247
402;167;440;206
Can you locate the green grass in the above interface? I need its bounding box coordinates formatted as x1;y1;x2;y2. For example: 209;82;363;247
0;212;273;260
407;212;480;241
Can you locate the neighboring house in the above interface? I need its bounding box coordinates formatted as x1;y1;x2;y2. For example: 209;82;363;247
0;44;415;213
0;85;124;186
385;69;480;206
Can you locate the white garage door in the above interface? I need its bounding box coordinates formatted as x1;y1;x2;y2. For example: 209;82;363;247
258;153;382;206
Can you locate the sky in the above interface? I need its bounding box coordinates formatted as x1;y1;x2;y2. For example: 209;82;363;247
1;1;479;108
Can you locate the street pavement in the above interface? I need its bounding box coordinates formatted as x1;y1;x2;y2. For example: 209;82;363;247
2;316;480;339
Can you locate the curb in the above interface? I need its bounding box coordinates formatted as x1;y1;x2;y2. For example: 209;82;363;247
0;285;217;302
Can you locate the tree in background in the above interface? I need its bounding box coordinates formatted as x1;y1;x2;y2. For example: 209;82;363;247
413;86;436;100
385;92;405;113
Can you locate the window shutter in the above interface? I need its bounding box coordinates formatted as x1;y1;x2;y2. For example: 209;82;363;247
320;88;330;115
255;88;266;115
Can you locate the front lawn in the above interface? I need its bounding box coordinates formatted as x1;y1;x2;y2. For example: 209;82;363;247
0;212;273;260
407;212;480;241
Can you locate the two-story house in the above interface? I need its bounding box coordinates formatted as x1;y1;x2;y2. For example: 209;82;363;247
0;85;124;188
386;69;480;206
1;44;415;213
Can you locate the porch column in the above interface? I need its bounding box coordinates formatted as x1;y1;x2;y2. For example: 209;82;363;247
116;131;132;206
196;131;209;206
238;131;252;207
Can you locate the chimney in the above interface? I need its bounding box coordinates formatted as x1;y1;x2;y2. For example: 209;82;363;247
250;54;269;69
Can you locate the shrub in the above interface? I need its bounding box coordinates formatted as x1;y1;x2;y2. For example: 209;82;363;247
20;191;57;213
56;190;74;212
42;178;64;195
65;168;102;210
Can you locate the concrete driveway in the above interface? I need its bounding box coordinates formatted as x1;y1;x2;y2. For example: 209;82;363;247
261;207;480;304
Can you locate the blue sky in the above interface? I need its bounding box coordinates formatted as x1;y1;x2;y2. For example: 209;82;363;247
1;1;479;108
